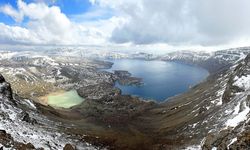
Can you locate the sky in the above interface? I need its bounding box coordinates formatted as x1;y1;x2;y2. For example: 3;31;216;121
0;0;250;52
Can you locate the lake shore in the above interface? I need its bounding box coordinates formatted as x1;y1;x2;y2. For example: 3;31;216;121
38;90;66;105
38;90;84;108
103;59;209;101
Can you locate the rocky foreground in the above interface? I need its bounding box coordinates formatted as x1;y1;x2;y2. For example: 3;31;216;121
0;74;96;149
0;48;250;149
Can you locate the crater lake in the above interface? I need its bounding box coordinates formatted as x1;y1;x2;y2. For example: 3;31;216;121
105;59;209;101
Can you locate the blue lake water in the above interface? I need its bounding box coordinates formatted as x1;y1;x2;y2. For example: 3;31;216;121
105;59;209;101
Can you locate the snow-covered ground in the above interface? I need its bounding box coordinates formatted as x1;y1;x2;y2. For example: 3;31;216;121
0;82;96;150
234;75;250;90
226;101;250;127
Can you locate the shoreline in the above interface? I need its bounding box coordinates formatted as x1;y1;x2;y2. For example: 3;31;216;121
103;59;210;103
38;90;66;106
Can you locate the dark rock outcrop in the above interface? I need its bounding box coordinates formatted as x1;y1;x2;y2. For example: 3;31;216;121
77;82;121;99
244;54;250;65
0;130;13;148
222;77;244;103
228;131;250;150
0;130;36;149
0;74;16;105
0;74;5;82
114;70;143;86
202;129;232;150
20;112;38;125
63;144;76;150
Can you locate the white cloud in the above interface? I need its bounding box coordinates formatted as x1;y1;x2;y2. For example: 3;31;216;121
0;23;40;44
0;0;113;46
0;4;23;22
92;0;250;46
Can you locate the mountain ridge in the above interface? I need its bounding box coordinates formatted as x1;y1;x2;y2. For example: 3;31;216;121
0;48;250;149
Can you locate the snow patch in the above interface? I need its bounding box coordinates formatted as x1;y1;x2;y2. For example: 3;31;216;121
211;147;217;150
234;75;250;90
233;103;240;115
225;102;250;127
227;137;237;148
25;99;36;109
192;123;198;128
185;145;201;150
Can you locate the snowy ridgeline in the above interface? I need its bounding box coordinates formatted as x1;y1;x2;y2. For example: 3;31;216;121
1;47;250;61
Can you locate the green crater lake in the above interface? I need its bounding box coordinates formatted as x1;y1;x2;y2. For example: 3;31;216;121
47;90;84;108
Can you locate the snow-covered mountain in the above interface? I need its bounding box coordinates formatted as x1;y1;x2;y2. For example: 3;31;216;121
161;47;250;72
0;47;250;149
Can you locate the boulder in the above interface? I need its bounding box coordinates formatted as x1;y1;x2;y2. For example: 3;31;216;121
0;74;5;83
0;74;16;105
21;112;38;125
0;130;14;148
244;54;250;65
63;144;75;150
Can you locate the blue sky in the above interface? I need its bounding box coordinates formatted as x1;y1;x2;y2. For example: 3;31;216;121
0;0;94;25
0;0;92;14
0;0;17;24
53;0;92;15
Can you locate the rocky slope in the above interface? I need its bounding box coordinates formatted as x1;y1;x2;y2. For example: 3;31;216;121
202;54;250;149
136;52;250;149
0;74;96;149
0;48;250;149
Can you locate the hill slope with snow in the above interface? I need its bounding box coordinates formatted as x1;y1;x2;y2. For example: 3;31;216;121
0;48;250;149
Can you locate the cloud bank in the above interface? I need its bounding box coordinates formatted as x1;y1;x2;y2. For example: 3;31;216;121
0;0;250;49
98;0;250;46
